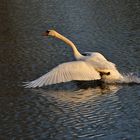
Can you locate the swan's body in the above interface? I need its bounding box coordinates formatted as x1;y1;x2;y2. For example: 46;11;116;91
25;30;123;88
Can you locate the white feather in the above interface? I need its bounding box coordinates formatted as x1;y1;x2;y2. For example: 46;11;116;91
25;61;101;88
24;30;123;88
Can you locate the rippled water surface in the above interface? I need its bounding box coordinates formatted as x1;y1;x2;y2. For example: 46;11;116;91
0;0;140;139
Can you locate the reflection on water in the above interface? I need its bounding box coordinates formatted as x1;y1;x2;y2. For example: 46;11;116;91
34;84;122;103
0;0;140;139
1;84;140;139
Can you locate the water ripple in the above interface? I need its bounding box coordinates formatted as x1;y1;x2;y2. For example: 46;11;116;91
0;0;140;139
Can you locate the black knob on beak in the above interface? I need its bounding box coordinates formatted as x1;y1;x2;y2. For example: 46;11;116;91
42;30;50;36
46;30;50;34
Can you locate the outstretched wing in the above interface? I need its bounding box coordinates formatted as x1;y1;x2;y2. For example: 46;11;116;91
24;61;101;88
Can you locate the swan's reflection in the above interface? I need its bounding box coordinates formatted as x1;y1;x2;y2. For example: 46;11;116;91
31;83;122;103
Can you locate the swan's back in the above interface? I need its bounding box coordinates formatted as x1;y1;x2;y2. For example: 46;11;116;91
84;52;123;82
85;52;116;70
90;52;107;61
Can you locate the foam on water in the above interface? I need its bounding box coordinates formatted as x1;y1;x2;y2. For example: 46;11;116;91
118;73;140;84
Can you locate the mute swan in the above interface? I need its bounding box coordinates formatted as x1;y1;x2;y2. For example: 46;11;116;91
25;30;123;88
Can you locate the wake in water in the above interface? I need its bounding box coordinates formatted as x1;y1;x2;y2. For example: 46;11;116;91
117;73;140;84
75;73;140;90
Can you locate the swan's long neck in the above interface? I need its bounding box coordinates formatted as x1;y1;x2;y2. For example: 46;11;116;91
55;32;83;60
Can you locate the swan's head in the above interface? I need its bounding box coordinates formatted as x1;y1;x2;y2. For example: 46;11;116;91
42;30;58;37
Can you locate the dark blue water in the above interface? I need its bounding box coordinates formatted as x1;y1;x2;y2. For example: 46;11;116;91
0;0;140;139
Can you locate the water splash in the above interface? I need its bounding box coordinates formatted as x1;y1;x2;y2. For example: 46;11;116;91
119;73;140;84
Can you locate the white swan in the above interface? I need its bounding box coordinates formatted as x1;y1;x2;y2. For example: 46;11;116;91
25;30;123;88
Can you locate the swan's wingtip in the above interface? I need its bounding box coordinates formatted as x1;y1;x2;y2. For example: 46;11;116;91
22;81;33;88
